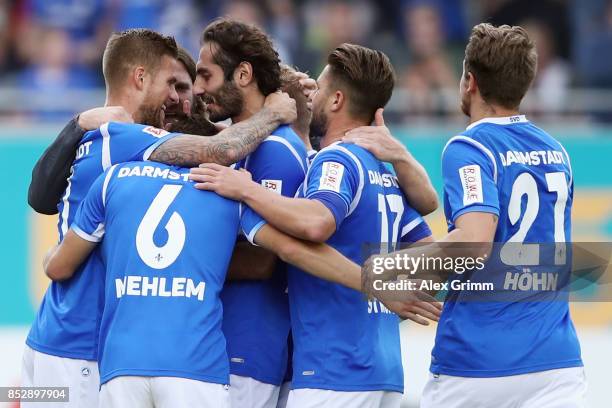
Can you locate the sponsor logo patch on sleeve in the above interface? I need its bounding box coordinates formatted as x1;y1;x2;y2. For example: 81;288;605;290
262;179;282;195
459;164;483;205
142;126;169;138
318;161;344;193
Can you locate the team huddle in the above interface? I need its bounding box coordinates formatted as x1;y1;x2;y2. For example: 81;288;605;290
23;17;586;408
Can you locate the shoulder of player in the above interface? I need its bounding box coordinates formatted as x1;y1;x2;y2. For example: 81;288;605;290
81;127;101;143
527;123;567;150
254;127;308;167
265;125;305;150
270;123;293;137
79;123;114;144
442;131;495;159
312;142;367;177
105;121;172;138
441;133;499;180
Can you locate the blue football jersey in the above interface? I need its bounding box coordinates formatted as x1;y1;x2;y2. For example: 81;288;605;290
223;125;308;385
287;142;431;392
72;161;239;385
432;115;582;377
27;122;179;360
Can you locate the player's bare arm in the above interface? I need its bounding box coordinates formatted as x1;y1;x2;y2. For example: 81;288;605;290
78;106;134;130
44;230;98;282
148;91;297;167
253;223;441;325
343;108;439;215
190;163;336;242
226;241;278;281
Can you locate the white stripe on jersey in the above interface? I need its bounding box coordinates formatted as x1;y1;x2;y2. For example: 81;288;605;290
59;166;74;238
72;225;104;243
101;123;112;170
102;164;118;207
264;136;306;175
401;217;423;238
442;136;498;182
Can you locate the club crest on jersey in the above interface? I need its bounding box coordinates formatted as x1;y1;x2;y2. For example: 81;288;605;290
459;164;483;205
262;179;282;194
319;161;344;193
142;126;169;138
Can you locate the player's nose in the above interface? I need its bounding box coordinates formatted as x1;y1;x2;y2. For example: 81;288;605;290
168;87;179;105
193;77;205;97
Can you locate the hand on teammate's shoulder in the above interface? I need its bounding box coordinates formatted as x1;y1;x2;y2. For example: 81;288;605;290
343;108;409;164
264;91;297;125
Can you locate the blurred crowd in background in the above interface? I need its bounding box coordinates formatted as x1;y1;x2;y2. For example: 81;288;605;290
1;0;612;124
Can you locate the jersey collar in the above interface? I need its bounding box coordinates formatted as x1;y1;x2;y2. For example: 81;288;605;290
466;115;528;130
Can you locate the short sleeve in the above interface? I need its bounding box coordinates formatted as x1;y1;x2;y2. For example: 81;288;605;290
442;138;500;222
104;122;180;165
304;146;361;230
240;137;307;243
71;165;116;242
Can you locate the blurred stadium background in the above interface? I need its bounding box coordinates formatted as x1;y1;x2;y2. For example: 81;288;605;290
0;0;610;406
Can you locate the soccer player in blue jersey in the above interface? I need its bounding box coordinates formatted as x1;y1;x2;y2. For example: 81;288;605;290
192;43;436;408
191;19;308;408
45;161;240;407
22;28;296;408
370;24;585;407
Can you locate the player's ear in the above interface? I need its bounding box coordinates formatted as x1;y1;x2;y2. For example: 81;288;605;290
234;62;253;87
330;90;344;113
466;72;477;95
133;66;146;91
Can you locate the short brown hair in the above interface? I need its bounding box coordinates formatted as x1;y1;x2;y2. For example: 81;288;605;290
102;29;178;90
465;23;537;109
327;43;395;121
177;47;196;83
201;19;281;95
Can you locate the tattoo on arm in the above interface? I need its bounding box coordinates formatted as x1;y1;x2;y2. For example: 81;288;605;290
149;107;281;167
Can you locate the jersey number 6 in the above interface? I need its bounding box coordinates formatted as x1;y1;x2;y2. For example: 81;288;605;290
136;184;186;269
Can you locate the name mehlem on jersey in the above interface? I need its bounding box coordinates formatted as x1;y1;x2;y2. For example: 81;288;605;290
115;275;206;301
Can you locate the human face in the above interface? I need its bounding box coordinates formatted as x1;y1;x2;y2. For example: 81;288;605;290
138;55;179;128
194;42;244;122
163;61;194;127
309;65;332;138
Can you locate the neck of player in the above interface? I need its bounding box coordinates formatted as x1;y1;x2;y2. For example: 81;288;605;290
105;93;140;123
321;116;370;148
469;99;520;125
232;92;266;124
